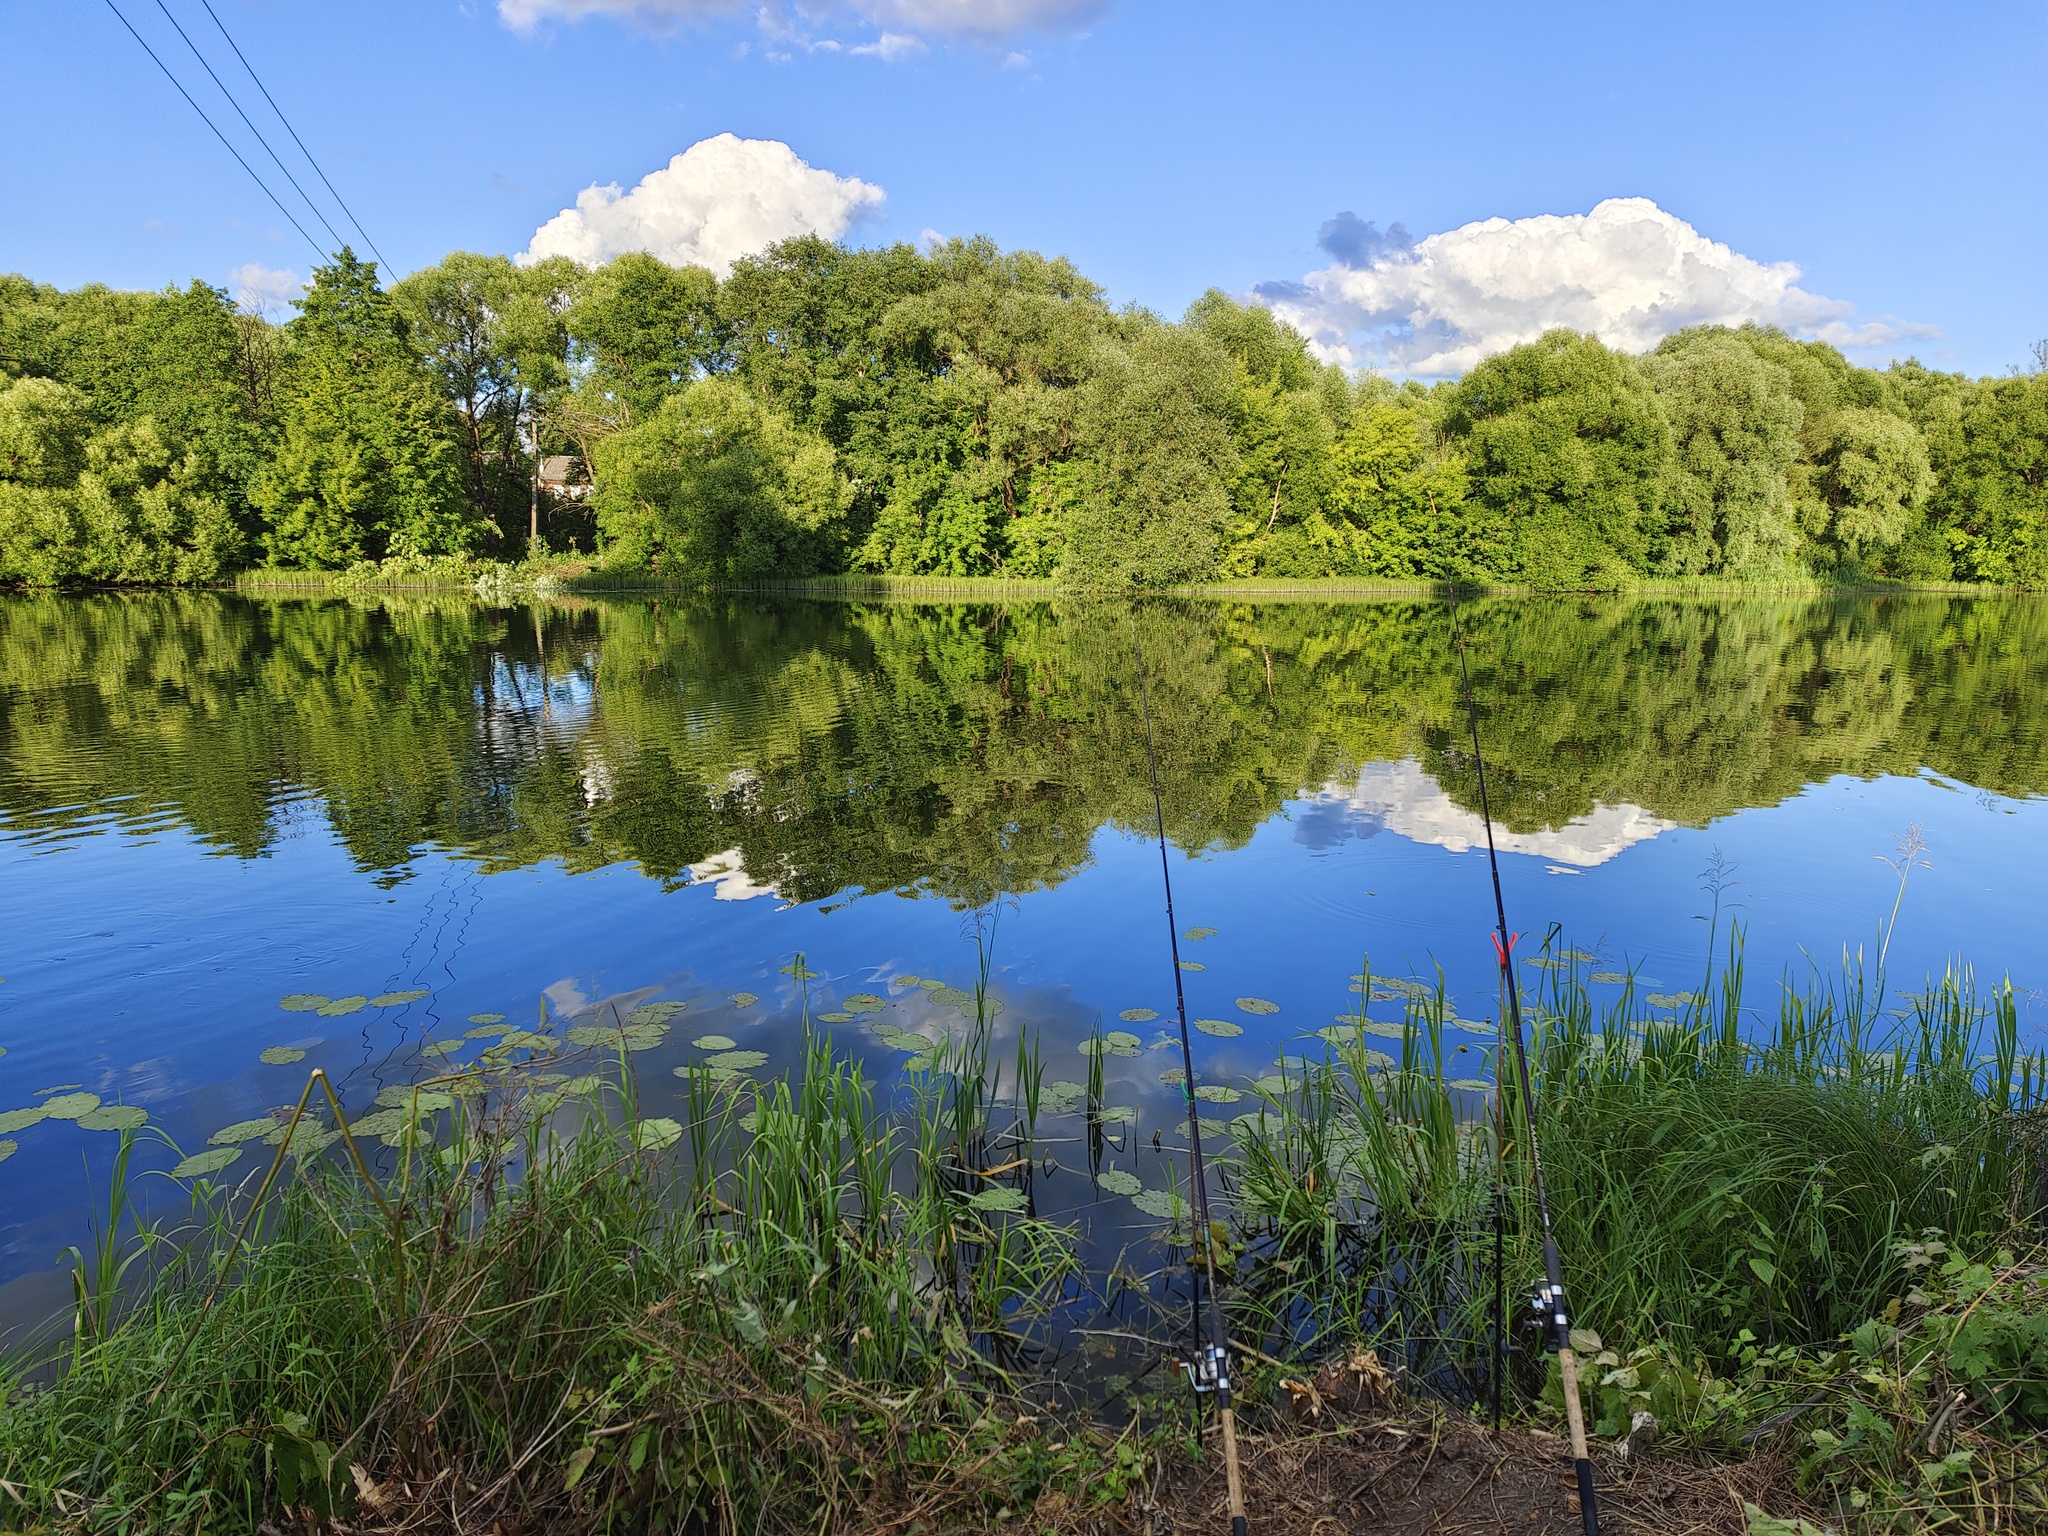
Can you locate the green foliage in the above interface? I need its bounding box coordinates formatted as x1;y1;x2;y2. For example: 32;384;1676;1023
253;251;475;567
592;377;853;579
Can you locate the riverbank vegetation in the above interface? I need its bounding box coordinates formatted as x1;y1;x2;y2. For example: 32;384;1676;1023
0;943;2042;1533
4;243;2045;591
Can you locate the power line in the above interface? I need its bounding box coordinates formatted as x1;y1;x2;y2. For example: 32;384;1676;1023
151;0;346;254
197;0;389;272
101;0;327;262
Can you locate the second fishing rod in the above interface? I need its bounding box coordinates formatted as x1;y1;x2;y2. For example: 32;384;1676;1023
1445;568;1602;1536
1130;621;1249;1536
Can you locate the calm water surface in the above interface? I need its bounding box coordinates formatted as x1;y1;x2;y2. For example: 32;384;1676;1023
3;591;2045;1306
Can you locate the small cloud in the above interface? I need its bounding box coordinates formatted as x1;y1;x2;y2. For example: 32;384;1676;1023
500;0;1108;43
519;133;885;277
851;29;925;57
229;262;305;318
917;227;947;252
1260;197;1937;378
1001;49;1030;66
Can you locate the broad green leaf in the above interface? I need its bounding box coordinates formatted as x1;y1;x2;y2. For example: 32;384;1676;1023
1235;997;1279;1015
316;996;368;1017
1118;1007;1158;1022
691;1035;737;1051
730;992;759;1007
0;1107;46;1134
78;1105;147;1131
1193;1019;1242;1037
1183;927;1218;941
705;1050;768;1070
369;990;429;1007
467;1013;506;1025
41;1092;100;1120
209;1117;279;1145
967;1185;1027;1213
635;1117;683;1151
278;994;328;1012
171;1147;241;1178
259;1046;305;1065
1097;1169;1141;1195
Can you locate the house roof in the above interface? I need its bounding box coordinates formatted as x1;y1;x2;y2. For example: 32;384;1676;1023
538;455;588;484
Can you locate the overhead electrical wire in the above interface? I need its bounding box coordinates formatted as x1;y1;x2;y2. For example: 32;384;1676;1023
196;0;388;270
1130;624;1250;1536
150;0;347;254
101;0;327;262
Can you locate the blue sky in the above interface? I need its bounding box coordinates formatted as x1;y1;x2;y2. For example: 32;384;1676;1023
4;0;2043;377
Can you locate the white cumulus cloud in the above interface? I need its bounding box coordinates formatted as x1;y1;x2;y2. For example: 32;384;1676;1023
498;0;1105;43
228;262;305;318
1258;197;1933;378
518;134;885;277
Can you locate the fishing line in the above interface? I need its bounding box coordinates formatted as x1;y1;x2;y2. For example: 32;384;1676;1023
1130;618;1248;1536
1445;571;1601;1536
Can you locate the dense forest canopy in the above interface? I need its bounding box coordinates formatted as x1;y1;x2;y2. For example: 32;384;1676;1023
2;240;2044;588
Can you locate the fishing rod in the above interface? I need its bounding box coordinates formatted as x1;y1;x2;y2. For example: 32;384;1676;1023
1130;623;1249;1536
1445;570;1601;1536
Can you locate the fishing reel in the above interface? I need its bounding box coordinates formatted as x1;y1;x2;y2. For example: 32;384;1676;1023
1524;1279;1572;1355
1180;1342;1231;1396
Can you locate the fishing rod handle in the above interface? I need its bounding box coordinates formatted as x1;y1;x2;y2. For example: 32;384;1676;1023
1219;1405;1247;1536
1556;1346;1601;1536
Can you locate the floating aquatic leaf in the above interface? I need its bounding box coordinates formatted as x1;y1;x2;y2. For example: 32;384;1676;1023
0;1139;13;1162
705;1050;768;1071
1159;1068;1187;1086
902;1054;933;1073
78;1105;148;1131
692;1034;737;1051
778;959;820;979
275;1124;340;1157
1558;949;1595;963
465;1022;513;1039
1316;1024;1362;1043
1448;1019;1496;1035
561;1074;604;1097
1357;1048;1396;1070
259;1046;305;1065
374;1086;454;1112
917;978;945;991
1119;1008;1158;1022
1178;961;1206;972
1183;927;1218;941
564;1024;617;1046
317;996;368;1017
1104;1031;1142;1055
932;987;975;1010
1042;1080;1086;1110
738;1111;759;1133
635;1117;683;1151
1251;1074;1289;1095
1194;1085;1242;1104
843;993;885;1012
730;992;759;1008
0;1107;46;1134
1447;1078;1494;1091
468;1013;506;1025
816;1012;855;1024
278;994;328;1012
1097;1169;1142;1195
172;1146;240;1178
1523;956;1565;971
420;1040;462;1058
501;1031;561;1053
891;975;922;988
1235;997;1279;1015
344;1108;415;1140
1590;971;1630;986
1173;1116;1236;1139
209;1117;278;1146
42;1092;101;1120
1130;1188;1189;1221
627;1003;685;1029
967;1185;1028;1213
1095;1104;1138;1124
369;990;429;1007
1193;1018;1242;1037
1645;992;1699;1009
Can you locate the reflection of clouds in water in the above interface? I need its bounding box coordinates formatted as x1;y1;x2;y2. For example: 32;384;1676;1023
1308;759;1674;868
685;848;779;901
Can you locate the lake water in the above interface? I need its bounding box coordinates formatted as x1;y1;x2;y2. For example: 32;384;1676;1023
3;590;2045;1318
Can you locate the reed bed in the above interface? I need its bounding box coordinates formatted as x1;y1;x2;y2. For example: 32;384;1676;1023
2;939;2043;1533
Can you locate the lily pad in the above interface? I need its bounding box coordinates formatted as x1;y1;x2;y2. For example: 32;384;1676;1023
1159;1068;1187;1086
465;1022;513;1039
1097;1169;1142;1195
1177;961;1206;972
901;1055;934;1073
1194;1085;1242;1104
259;1046;305;1066
705;1050;769;1071
1183;927;1218;941
316;996;368;1017
278;994;329;1012
816;1012;856;1024
967;1185;1028;1213
843;994;885;1012
171;1147;241;1178
692;1034;737;1051
374;1086;454;1112
420;1040;463;1058
500;1031;561;1053
1119;1007;1159;1022
1448;1019;1497;1035
730;992;759;1008
891;975;923;987
1448;1078;1495;1091
564;1024;617;1046
209;1118;279;1146
0;1140;14;1162
1590;971;1630;986
635;1117;683;1151
370;990;430;1007
1236;997;1279;1015
917;977;945;991
1131;1188;1189;1221
42;1092;101;1120
468;1013;506;1025
628;1002;686;1026
1193;1019;1242;1038
1043;1080;1087;1111
1251;1074;1289;1095
0;1107;46;1134
1646;992;1700;1009
78;1104;148;1131
1094;1104;1139;1125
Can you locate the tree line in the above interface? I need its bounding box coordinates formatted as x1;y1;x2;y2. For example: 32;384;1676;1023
3;239;2045;588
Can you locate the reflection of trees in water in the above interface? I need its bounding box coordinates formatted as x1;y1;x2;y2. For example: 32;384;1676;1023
1;593;2043;905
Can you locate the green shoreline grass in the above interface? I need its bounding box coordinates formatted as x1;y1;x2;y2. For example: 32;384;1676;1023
2;943;2044;1533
